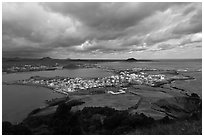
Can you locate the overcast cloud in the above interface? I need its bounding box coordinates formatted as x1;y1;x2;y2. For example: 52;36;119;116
2;2;202;59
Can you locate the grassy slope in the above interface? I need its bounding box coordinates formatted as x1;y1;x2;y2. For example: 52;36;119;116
128;119;202;135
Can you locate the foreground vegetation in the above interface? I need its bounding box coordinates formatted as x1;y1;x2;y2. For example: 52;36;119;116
2;94;202;135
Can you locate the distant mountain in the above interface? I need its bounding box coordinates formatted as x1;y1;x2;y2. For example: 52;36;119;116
66;58;71;60
126;58;137;61
40;57;53;60
125;58;153;62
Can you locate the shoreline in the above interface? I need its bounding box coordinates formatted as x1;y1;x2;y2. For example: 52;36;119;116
3;82;68;96
3;65;202;75
3;70;196;97
2;74;202;133
2;68;58;74
2;67;201;126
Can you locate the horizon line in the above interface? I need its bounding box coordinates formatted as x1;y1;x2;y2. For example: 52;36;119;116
2;57;202;60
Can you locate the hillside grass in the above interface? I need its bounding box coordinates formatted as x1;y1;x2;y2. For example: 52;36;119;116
128;118;202;135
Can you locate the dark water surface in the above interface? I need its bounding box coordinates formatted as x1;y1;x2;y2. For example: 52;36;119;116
2;85;64;123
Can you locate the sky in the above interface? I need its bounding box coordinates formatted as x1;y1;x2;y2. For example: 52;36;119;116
2;2;202;59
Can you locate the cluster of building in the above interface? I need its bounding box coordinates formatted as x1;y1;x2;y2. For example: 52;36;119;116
119;71;166;86
4;64;62;73
132;67;158;72
17;70;167;95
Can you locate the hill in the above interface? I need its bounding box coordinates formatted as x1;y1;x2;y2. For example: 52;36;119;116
126;58;137;61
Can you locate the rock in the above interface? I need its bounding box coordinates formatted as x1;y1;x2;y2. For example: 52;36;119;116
191;93;200;98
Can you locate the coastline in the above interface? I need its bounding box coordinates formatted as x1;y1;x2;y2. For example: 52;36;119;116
2;68;59;75
3;82;68;96
2;71;202;135
2;63;202;134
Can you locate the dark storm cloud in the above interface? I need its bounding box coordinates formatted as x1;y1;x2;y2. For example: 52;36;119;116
183;4;196;15
2;2;202;58
173;8;202;34
42;2;188;31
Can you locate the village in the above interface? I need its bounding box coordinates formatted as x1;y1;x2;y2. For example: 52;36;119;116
16;70;167;95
